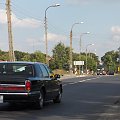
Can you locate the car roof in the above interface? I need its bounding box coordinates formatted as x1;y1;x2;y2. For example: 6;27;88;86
0;61;46;65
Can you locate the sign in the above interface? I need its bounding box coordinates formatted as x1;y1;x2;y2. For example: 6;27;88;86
74;61;84;65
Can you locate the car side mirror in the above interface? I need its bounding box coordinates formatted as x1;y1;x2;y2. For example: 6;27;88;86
54;74;60;79
50;74;54;78
50;74;60;79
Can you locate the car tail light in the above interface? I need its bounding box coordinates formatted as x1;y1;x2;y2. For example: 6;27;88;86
25;80;31;91
0;86;24;91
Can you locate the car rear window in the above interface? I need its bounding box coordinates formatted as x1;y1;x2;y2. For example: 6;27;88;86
0;63;34;77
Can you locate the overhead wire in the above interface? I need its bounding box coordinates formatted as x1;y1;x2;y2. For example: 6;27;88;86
1;1;69;44
11;7;44;28
11;1;43;22
11;1;69;39
11;3;43;26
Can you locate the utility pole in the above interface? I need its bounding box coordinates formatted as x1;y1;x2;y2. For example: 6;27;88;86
6;0;15;61
69;23;78;75
44;12;48;64
69;22;83;75
118;47;120;72
118;47;120;64
69;30;72;74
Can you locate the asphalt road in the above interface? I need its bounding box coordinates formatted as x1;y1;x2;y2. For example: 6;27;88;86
0;75;120;120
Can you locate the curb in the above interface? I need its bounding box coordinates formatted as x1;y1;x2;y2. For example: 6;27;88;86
60;74;87;80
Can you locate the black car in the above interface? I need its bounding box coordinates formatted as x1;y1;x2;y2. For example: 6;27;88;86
0;61;62;109
108;71;114;75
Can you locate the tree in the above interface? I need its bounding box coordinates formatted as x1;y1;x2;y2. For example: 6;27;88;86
30;51;45;63
14;50;45;62
86;56;97;72
0;50;9;61
14;50;27;61
49;42;70;70
72;52;98;72
101;50;118;72
21;53;31;61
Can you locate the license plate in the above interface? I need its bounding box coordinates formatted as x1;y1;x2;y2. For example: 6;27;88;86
0;95;3;103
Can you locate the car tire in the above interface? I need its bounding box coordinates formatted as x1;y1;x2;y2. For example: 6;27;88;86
53;90;62;103
36;91;44;109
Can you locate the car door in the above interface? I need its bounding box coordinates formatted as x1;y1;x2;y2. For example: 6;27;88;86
44;65;60;97
39;64;53;99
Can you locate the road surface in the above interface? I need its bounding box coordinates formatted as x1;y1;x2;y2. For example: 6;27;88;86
0;75;120;120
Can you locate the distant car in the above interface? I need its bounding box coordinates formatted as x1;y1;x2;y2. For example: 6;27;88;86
97;70;106;75
97;71;103;75
108;71;114;75
97;72;101;75
102;71;107;75
0;61;62;109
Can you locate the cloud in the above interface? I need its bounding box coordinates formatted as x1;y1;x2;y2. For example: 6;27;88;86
112;35;120;41
111;26;120;41
0;9;7;24
13;18;41;28
0;9;42;28
44;33;67;42
13;38;44;53
111;26;120;34
26;38;43;46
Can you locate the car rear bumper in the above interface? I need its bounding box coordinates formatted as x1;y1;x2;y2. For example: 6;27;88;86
0;91;40;103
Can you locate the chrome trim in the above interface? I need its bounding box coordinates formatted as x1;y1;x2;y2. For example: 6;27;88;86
0;93;29;95
0;84;25;87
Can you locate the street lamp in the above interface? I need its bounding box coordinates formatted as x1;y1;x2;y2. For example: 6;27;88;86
79;32;90;59
79;32;90;74
69;22;83;74
85;43;94;74
45;4;60;65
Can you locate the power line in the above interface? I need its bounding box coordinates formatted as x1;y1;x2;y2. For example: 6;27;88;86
10;2;45;29
6;1;69;48
11;2;43;22
11;2;68;37
1;1;68;36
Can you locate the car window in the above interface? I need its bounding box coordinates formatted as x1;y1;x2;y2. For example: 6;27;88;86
36;64;43;77
0;63;34;77
39;64;49;78
44;64;53;75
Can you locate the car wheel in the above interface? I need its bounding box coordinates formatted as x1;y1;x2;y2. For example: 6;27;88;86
53;90;62;103
36;91;44;109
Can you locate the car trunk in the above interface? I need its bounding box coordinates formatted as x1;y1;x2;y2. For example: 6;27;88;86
0;76;27;93
0;63;34;93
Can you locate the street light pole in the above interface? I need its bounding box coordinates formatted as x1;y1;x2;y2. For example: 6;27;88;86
86;44;94;74
79;32;90;74
79;32;90;60
45;4;60;65
69;22;83;74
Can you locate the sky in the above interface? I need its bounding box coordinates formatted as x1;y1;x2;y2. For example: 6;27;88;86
0;0;120;60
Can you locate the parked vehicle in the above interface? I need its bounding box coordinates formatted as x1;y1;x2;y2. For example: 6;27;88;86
0;61;62;109
97;70;106;75
107;71;114;75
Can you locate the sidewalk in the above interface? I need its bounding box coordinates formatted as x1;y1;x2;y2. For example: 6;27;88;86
60;74;87;80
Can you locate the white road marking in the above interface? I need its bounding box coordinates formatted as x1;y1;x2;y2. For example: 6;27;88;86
67;76;102;85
